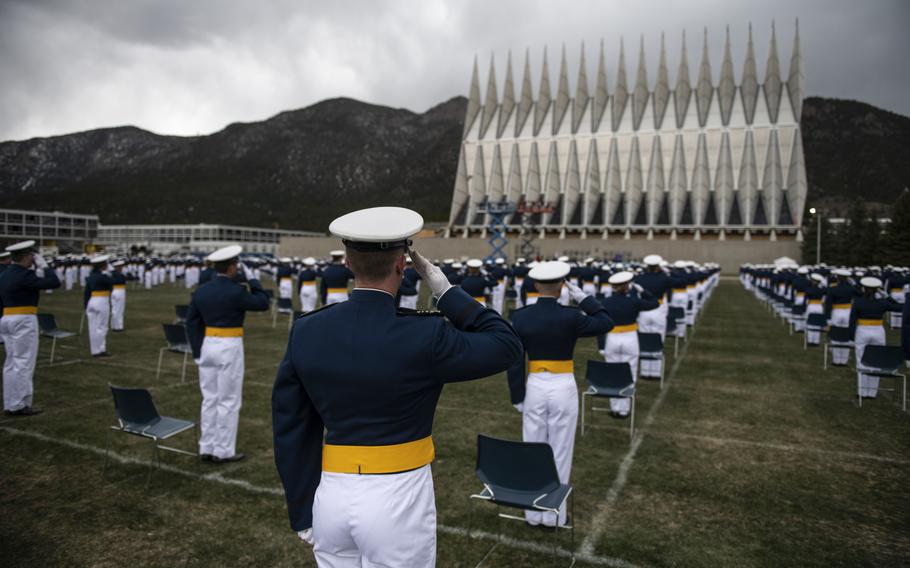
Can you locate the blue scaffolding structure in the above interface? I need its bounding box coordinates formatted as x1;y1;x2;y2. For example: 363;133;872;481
475;201;515;262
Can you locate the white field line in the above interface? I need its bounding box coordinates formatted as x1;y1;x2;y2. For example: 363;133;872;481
578;328;692;556
0;425;635;567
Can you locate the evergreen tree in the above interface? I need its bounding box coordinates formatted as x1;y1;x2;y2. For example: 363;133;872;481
801;214;818;265
843;198;874;266
881;189;910;265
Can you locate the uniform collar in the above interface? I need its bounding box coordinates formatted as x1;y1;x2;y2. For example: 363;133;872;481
536;296;559;303
350;288;396;302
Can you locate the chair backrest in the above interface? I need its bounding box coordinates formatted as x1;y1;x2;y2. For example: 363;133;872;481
109;385;160;427
37;313;58;332
638;332;664;352
277;298;293;309
860;345;904;371
668;306;685;321
162;323;189;346
806;313;828;327
174;304;189;319
476;435;560;493
828;325;852;342
585;360;634;389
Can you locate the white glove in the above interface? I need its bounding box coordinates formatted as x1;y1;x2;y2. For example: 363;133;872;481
297;528;314;545
565;281;588;304
410;249;452;298
513;403;524;413
33;254;48;269
239;262;256;282
632;282;644;294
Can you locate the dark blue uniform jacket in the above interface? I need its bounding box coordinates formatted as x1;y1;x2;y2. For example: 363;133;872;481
185;276;270;358
84;269;114;308
0;264;61;310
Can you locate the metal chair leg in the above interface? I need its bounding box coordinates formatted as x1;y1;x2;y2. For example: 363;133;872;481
50;337;57;363
629;395;635;444
580;392;586;437
181;351;188;383
156;348;165;379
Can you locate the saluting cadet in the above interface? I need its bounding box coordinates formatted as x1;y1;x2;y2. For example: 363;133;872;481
186;246;270;463
272;207;522;566
669;261;690;339
556;256;571;305
635;255;672;377
276;258;295;302
826;269;860;328
599;271;659;417
901;297;910;361
320;250;354;305
851;277;902;399
490;258;508;314
110;260;127;332
507;261;613;527
397;266;420;310
84;255;113;357
461;259;496;306
512;258;529;308
297;257;319;313
790;268;811;332
804;274;827;347
403;256;422;295
0;251;11;273
887;268;907;329
577;258;598;296
520;262;541;306
0;241;60;416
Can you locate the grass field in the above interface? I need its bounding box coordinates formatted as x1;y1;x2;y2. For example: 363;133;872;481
1;279;908;567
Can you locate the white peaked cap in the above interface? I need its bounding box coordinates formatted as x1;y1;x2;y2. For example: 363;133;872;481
528;261;570;282
608;271;634;285
643;254;663;266
860;276;882;288
207;245;243;262
329;206;423;250
466;259;483;268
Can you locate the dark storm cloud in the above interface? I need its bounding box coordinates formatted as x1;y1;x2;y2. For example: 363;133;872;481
1;0;908;141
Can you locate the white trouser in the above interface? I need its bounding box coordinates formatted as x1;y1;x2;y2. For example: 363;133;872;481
492;282;505;314
522;373;578;526
889;294;903;328
313;464;436;568
605;330;638;415
399;295;418;310
145;272;153;289
1;315;38;411
793;295;806;331
685;289;695;325
279;278;293;300
65;270;75;290
830;307;851;328
299;284;318;312
86;296;110;355
582;282;596;296
671;293;687;339
110;289;126;330
326;291;348;305
855;325;886;398
637;304;667;377
198;336;244;459
806;303;824;345
514;278;524;308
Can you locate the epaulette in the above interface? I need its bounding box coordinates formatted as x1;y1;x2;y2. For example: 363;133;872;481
397;307;444;317
296;303;339;319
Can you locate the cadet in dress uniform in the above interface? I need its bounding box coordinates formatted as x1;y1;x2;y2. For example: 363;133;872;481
199;261;215;286
804;274;827;347
851;277;902;398
276;258;295;304
186;246;269;463
790;267;812;332
599;271;659;417
109;260;127;332
507;261;613;527
397;256;420;310
490;258;508;314
84;255;113;357
272;207;522;566
577;258;598;296
297;257;319;313
461;259;496;306
320;250;354;305
826;269;860;328
887;268;907;329
512;258;529;308
635;255;672;377
0;251;10;273
902;297;910;362
0;241;60;415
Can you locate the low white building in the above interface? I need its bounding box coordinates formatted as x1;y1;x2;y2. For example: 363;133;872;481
96;223;322;255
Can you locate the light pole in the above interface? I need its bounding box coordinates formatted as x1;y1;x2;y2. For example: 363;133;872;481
809;207;821;264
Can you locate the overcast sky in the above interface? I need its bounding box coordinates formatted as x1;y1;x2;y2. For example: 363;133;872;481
1;0;908;142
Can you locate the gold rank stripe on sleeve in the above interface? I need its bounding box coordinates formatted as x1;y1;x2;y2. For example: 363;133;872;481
205;326;244;337
3;306;38;316
90;291;111;297
609;323;639;333
528;360;574;374
857;319;883;326
322;435;435;474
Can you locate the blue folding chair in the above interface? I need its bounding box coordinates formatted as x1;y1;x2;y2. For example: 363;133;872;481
857;345;907;411
156;324;192;382
174;304;189;324
37;313;76;363
824;326;853;370
469;435;575;565
581;360;636;443
638;332;665;388
105;385;198;485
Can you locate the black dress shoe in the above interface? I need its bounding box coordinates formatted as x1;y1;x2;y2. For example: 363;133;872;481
4;406;43;416
93;352;112;358
212;453;246;464
200;454;214;462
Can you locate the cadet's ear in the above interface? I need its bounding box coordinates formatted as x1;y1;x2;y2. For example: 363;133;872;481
395;254;406;275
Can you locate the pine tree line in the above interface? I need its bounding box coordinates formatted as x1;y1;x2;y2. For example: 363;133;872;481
801;189;910;266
